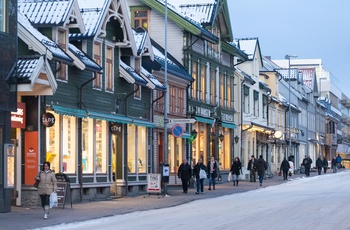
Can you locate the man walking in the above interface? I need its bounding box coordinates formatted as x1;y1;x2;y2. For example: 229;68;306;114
207;156;219;190
177;159;192;193
256;155;267;186
247;155;257;182
280;157;290;180
336;154;342;169
316;156;323;175
332;156;337;173
303;155;312;177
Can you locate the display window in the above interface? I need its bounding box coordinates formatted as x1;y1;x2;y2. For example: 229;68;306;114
192;123;209;164
219;128;231;170
62;115;77;173
127;124;147;173
46;113;60;173
168;134;184;173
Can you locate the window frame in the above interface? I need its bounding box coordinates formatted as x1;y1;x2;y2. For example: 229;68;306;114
93;41;102;89
105;45;114;93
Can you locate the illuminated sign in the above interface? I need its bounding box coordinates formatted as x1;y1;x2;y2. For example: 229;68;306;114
11;102;26;129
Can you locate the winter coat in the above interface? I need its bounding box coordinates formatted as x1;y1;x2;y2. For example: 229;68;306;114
36;170;57;195
247;159;257;171
331;158;337;166
230;161;242;176
322;159;328;168
280;159;290;172
303;157;312;168
256;158;267;176
178;163;192;180
207;160;218;178
316;158;323;168
193;163;207;179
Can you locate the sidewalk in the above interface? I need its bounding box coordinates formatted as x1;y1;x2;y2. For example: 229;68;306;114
0;171;321;230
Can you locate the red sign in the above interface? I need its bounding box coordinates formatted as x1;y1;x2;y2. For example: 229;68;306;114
24;131;38;185
11;102;26;129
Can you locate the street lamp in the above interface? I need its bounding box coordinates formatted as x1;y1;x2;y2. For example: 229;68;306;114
234;135;239;144
285;55;297;160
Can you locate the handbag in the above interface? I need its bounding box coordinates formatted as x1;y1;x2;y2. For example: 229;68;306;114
34;179;40;188
217;174;222;182
199;168;207;179
50;192;58;208
278;171;282;176
227;172;232;182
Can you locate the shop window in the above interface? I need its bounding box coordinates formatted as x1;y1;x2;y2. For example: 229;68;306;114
82;118;107;174
0;0;8;33
93;41;102;89
218;128;231;170
133;10;149;30
127;125;147;173
168;135;184;173
62;116;76;173
105;45;114;92
46;113;60;173
192;123;208;165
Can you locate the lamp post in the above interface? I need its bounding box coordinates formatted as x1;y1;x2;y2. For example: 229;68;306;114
285;55;297;161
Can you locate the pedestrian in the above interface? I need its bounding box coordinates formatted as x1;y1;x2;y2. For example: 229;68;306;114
177;159;192;194
256;155;267;186
322;157;328;174
316;156;323;175
247;155;257;182
207;156;219;190
230;157;242;186
193;158;207;194
280;157;290;180
336;154;342;169
302;155;312;177
35;161;57;219
331;156;337;173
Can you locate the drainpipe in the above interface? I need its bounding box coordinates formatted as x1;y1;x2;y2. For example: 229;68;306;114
124;85;139;196
78;75;96;202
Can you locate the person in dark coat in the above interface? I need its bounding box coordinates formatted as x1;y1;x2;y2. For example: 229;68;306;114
207;156;218;190
316;156;323;175
177;159;192;193
331;156;337;173
230;157;242;186
322;157;328;174
280;157;290;180
247;155;257;182
256;155;267;186
302;155;312;177
193;158;207;194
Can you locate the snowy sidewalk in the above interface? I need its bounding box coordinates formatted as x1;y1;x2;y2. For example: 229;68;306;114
0;170;336;230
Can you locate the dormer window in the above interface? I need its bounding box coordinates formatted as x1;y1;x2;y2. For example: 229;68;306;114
93;41;102;89
57;29;68;81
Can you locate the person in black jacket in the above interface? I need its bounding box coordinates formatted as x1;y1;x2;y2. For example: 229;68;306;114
331;156;337;173
247;155;257;183
256;155;267;186
177;159;192;193
280;157;290;180
193;158;207;194
322;157;328;174
230;157;242;186
207;156;219;190
302;155;312;177
316;156;323;175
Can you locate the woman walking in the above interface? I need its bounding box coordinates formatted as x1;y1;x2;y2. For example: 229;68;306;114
193;158;207;194
230;157;242;186
35;161;57;219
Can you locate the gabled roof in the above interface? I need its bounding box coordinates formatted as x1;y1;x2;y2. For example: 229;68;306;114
235;67;256;85
141;67;165;91
119;60;149;86
18;11;73;64
133;28;154;58
178;2;216;25
261;56;282;72
18;0;85;33
68;44;103;73
14;56;57;95
141;0;218;44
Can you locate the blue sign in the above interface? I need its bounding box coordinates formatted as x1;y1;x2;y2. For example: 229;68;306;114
172;124;184;137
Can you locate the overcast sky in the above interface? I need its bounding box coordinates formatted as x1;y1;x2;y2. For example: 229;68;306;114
229;0;350;96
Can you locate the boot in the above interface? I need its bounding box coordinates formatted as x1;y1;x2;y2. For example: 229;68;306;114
44;205;49;219
213;185;215;190
208;186;211;190
233;181;235;186
236;180;239;186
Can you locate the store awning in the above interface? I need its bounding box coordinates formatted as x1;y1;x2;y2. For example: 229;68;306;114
132;119;156;128
52;105;87;118
222;122;236;129
87;111;132;124
194;116;215;125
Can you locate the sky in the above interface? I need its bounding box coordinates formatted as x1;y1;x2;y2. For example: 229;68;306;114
229;0;350;96
39;171;350;230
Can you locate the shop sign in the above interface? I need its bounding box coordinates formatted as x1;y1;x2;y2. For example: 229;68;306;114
110;123;122;135
42;112;55;127
24;131;38;185
11;102;26;129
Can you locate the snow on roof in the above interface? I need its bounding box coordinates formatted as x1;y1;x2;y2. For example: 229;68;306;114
235;38;258;60
18;10;73;64
261;56;281;72
68;44;103;73
141;67;165;91
178;2;216;24
14;57;40;81
71;0;108;38
18;0;73;26
133;29;147;56
120;60;148;86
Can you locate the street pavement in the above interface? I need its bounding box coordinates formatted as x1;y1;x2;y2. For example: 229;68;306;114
0;170;333;230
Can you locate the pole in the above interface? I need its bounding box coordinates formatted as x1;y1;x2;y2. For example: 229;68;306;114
288;57;291;160
163;0;169;197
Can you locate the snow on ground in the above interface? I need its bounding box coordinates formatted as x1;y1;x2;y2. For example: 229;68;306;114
37;171;350;230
